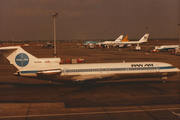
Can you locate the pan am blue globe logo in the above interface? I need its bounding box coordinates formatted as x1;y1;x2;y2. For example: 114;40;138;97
15;53;29;67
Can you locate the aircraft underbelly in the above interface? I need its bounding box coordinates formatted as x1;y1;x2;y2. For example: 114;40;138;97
57;71;177;81
112;72;177;80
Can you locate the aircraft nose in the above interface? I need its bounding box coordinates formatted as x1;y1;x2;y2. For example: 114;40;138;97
177;68;180;73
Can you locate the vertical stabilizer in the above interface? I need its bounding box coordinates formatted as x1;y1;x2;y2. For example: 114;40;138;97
0;46;60;71
121;36;129;42
115;35;123;42
139;34;149;43
0;46;37;71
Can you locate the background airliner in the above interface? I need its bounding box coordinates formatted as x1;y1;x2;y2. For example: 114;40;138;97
118;34;149;48
155;45;179;51
101;35;123;48
0;46;179;84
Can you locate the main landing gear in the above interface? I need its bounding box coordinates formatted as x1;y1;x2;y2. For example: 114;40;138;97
162;76;167;83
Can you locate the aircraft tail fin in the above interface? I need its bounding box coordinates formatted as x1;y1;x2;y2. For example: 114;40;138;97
139;34;149;43
0;46;60;72
121;36;129;42
115;35;123;42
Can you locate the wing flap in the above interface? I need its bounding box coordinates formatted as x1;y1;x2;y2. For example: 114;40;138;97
71;74;115;82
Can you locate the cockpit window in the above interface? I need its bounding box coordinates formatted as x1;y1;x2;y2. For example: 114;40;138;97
170;66;175;68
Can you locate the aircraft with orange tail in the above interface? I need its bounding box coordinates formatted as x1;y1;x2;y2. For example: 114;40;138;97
118;34;149;49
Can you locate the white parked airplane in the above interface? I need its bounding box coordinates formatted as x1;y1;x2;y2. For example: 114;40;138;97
154;45;179;51
118;34;149;49
0;46;179;83
101;35;123;47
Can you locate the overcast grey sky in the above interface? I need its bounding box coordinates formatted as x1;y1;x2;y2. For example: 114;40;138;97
0;0;179;41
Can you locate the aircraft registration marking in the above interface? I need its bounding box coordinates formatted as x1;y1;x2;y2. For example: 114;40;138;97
34;60;51;63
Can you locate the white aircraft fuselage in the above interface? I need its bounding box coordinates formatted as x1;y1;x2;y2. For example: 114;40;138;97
19;62;179;82
155;45;179;51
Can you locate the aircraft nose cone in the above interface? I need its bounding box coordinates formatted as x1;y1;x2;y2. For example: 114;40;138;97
177;68;180;73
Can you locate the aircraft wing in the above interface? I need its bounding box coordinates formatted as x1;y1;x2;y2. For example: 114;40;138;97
71;74;115;82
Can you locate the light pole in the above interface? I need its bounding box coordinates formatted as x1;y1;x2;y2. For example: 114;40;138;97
146;27;149;52
12;34;14;46
105;31;107;41
178;24;180;46
146;27;149;33
93;32;95;41
51;12;58;58
84;33;86;41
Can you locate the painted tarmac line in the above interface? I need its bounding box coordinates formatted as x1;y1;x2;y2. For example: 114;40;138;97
0;107;180;119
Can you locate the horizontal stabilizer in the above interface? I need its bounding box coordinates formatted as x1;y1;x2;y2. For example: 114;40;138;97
0;47;18;51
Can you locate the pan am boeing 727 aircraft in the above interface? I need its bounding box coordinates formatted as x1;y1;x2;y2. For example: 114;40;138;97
0;46;179;83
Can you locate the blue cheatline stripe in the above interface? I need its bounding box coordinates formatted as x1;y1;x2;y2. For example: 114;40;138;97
21;71;39;74
159;66;173;69
20;66;175;74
